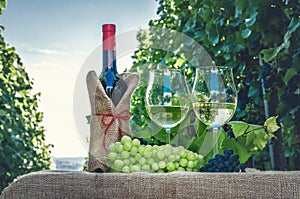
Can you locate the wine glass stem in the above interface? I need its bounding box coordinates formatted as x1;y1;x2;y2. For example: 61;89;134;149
212;127;219;156
166;128;171;144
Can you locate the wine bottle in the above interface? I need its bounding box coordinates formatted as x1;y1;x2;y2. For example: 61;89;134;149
100;24;127;105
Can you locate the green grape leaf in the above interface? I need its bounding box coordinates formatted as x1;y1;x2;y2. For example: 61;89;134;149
241;28;251;38
195;120;209;137
246;129;268;151
261;48;279;62
0;109;6;116
283;68;297;84
264;116;280;133
248;85;259;97
0;0;7;9
228;121;249;138
222;137;253;163
207;24;219;45
287;17;300;36
235;5;243;18
218;131;226;149
187;135;205;153
153;130;167;143
245;11;258;27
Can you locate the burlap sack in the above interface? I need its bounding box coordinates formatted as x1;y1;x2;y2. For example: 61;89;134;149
86;71;139;172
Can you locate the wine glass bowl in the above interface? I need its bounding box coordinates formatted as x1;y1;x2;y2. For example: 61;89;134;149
145;69;190;143
192;66;237;155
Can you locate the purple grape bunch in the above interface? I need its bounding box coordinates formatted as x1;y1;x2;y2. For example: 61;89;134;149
200;150;246;172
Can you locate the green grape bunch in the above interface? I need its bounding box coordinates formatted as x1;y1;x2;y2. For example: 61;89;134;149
106;136;204;173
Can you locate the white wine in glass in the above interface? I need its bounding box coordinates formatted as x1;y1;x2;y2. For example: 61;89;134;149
192;66;237;156
146;105;189;128
193;102;236;127
146;69;190;144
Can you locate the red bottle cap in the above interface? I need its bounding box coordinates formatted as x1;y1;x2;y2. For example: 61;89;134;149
102;24;116;50
102;24;116;32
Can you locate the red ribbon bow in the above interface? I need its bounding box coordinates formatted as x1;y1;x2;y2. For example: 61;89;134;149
93;110;131;151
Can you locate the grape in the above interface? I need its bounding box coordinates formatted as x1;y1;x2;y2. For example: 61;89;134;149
167;154;176;162
132;137;147;145
129;157;136;165
106;136;204;173
152;149;158;158
142;164;151;172
138;145;145;154
240;163;246;172
199;150;246;172
139;157;147;165
187;151;196;161
144;145;153;151
113;159;124;170
186;168;193;172
172;147;180;155
177;167;185;171
198;155;205;166
152;145;159;151
107;152;118;161
130;146;138;154
151;162;159;171
164;148;172;157
116;144;124;153
135;154;142;161
187;160;195;169
131;165;141;172
147;158;155;165
157;150;165;160
121;135;132;145
179;158;188;167
123;142;132;151
132;138;141;147
122;166;130;173
143;149;152;158
109;143;118;152
121;151;130;159
179;149;187;158
166;162;176;171
123;159;130;166
159;161;166;169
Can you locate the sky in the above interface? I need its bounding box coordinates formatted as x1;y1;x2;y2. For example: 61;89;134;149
1;0;158;157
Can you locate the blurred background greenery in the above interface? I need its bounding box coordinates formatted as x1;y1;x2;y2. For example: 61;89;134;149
0;0;52;192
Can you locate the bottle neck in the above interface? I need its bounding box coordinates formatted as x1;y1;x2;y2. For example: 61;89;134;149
103;50;117;73
102;32;118;73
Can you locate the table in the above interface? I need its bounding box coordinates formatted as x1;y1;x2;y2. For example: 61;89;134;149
1;170;300;198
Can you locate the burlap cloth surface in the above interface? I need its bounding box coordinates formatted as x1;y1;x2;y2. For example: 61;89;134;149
1;170;300;199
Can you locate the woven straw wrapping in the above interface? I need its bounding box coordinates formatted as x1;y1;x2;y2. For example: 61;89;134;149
1;170;300;199
86;71;139;172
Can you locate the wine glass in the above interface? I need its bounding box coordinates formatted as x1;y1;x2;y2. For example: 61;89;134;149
146;69;190;144
192;66;237;156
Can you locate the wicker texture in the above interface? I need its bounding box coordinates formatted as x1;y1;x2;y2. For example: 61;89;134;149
86;71;139;172
1;170;300;199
